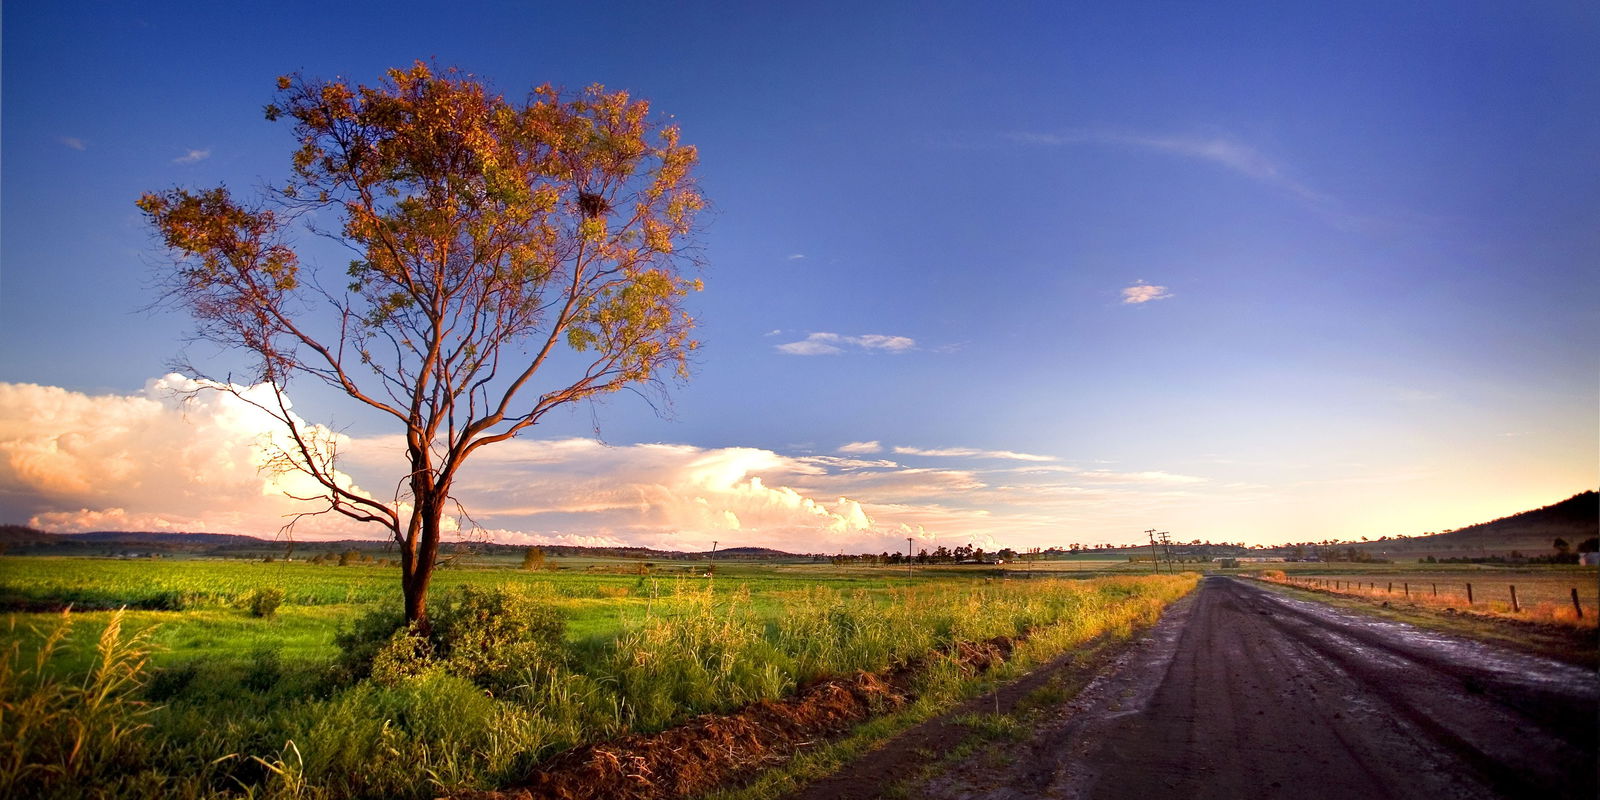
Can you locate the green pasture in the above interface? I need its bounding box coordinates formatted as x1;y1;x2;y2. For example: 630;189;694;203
0;554;1140;673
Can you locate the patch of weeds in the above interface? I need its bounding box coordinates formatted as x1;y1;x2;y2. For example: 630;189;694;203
954;711;1027;742
1015;678;1072;715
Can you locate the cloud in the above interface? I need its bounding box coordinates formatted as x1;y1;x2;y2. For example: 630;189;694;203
1121;280;1172;304
173;149;211;164
1008;129;1331;207
893;446;1055;462
3;377;1238;552
1073;470;1206;485
0;376;376;538
838;440;883;454
434;440;881;550
776;332;916;356
60;137;86;151
787;253;807;260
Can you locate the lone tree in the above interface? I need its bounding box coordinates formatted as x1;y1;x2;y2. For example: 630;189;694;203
139;63;704;626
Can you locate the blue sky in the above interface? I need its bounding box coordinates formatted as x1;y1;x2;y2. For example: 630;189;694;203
3;1;1595;550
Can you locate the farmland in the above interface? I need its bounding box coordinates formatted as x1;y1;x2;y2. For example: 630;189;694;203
0;554;1194;799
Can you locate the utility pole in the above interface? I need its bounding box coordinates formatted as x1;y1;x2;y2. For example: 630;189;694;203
1146;529;1159;574
1157;531;1174;574
709;540;718;578
907;537;914;580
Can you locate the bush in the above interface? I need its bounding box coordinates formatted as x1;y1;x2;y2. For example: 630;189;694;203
431;584;566;688
333;603;407;682
246;586;286;618
369;627;436;686
335;585;567;690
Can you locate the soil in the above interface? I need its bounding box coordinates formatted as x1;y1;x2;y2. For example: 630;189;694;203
907;576;1599;800
450;637;1019;800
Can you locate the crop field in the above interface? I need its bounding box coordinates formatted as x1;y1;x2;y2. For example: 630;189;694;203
0;555;1194;800
1263;567;1598;626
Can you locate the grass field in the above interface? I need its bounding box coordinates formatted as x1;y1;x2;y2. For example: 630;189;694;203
0;554;1191;800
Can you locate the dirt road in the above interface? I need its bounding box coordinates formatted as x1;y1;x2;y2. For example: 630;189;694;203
907;576;1597;800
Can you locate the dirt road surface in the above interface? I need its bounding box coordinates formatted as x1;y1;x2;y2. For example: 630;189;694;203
903;576;1597;800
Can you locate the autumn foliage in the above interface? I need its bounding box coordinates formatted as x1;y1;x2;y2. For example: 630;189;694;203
138;63;704;624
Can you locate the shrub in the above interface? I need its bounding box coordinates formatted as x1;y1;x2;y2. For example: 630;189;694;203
335;585;567;690
369;626;436;686
246;586;286;618
431;584;567;688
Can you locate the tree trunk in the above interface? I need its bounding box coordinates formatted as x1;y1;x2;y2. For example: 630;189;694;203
400;486;447;630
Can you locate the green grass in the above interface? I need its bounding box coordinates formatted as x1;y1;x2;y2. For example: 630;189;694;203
0;555;1197;800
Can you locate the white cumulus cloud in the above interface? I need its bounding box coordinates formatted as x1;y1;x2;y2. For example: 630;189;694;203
776;332;916;356
838;440;883;454
173;148;211;164
1121;280;1172;304
0;376;375;537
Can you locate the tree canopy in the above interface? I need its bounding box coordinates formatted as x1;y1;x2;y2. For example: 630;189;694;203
138;63;704;623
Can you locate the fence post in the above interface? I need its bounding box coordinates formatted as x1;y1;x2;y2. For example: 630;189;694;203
1432;582;1437;597
1510;585;1519;613
1387;582;1393;594
1404;582;1409;598
1573;588;1584;620
1467;583;1473;605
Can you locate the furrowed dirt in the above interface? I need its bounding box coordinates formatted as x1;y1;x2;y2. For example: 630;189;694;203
915;576;1599;800
452;638;1017;800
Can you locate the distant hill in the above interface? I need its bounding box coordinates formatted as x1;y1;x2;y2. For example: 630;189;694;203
1346;491;1597;560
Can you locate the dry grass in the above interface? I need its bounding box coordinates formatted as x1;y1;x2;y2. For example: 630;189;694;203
1264;570;1597;628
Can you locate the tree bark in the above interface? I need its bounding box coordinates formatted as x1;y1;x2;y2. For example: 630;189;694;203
400;483;449;630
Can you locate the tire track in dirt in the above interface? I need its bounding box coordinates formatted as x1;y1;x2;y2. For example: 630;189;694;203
914;576;1597;800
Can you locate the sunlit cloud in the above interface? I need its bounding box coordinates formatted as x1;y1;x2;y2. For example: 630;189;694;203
893;445;1055;462
172;148;211;164
1073;470;1206;485
0;376;376;538
838;440;883;454
60;137;87;151
1121;280;1172;304
3;378;1241;551
776;332;916;356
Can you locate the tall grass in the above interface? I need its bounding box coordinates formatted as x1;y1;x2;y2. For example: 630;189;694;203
0;609;158;799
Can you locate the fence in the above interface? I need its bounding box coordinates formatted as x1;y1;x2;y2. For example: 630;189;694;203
1273;574;1593;627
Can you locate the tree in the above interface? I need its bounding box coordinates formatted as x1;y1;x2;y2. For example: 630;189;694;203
138;63;704;626
520;547;546;571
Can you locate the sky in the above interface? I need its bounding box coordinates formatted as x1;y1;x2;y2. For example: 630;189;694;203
2;1;1596;552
